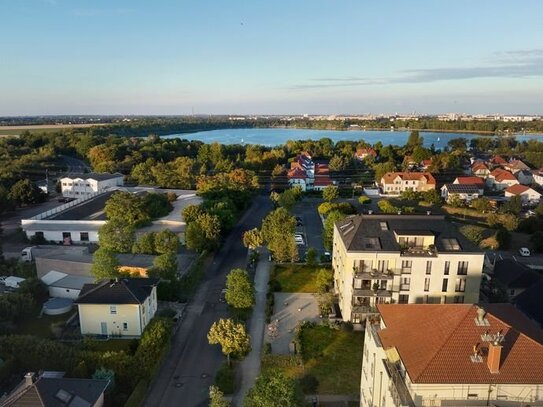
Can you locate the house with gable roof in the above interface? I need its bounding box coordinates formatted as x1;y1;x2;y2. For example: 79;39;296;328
380;172;436;194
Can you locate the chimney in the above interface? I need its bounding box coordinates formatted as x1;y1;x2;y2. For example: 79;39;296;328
24;372;35;387
476;306;486;324
487;341;502;374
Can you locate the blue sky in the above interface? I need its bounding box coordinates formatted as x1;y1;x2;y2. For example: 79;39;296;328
1;0;543;115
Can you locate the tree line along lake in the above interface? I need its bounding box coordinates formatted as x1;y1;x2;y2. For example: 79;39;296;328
161;128;543;149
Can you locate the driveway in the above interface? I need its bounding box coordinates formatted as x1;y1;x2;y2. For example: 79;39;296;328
142;195;273;407
292;199;325;259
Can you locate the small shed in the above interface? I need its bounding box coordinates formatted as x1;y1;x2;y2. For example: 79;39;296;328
4;276;25;289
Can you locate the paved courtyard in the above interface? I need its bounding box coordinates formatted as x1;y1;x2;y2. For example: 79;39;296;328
266;292;320;354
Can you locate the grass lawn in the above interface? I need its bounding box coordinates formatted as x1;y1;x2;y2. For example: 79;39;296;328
262;324;364;395
82;338;137;353
441;205;491;226
271;264;327;293
16;311;75;338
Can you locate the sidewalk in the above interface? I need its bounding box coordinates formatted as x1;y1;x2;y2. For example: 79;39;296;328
231;248;271;406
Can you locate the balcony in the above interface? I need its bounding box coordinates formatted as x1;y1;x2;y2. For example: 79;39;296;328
354;269;395;280
353;288;392;298
383;360;415;407
400;245;438;257
351;304;378;314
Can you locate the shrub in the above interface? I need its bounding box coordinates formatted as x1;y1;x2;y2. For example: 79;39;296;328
401;206;415;214
496;228;511;250
298;374;319;394
214;362;236;394
358;195;371;205
460;225;485;244
378;200;399;214
263;342;272;355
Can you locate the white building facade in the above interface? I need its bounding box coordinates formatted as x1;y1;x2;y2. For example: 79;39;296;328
60;173;123;198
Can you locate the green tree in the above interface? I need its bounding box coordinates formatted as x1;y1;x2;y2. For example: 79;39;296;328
182;204;203;223
0;185;14;215
132;232;156;254
225;269;254;309
488;213;519;232
373;161;396;182
243;228;263;250
447;194;464;208
305;247;317;266
421;189;441;206
9;179;45;207
378;199;399;214
277;189;297;210
470;197;491;213
91;248;120;280
244;371;303;407
261;208;298;262
151;252;178;280
18;277;49;304
209;385;231;407
207;318;251;365
535;202;543;217
406;130;423;150
316;268;333;293
500;195;522;215
530;231;543;252
154;229;179;254
98;220;135;253
105;191;150;226
143;193;173;218
323;210;347;250
322;185;339;202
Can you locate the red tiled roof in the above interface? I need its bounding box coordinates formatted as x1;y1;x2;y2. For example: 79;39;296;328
381;172;436;185
506;159;531;171
377;304;543;384
315;163;329;175
490;155;507;165
505;184;531;195
471;162;489;172
490;168;517;182
355;147;377;157
454;176;484;187
314;176;333;186
421;159;432;167
287;167;306;179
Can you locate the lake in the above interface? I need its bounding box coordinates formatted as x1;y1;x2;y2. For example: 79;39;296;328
161;128;543;149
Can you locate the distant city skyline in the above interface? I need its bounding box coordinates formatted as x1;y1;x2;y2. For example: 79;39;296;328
1;0;543;115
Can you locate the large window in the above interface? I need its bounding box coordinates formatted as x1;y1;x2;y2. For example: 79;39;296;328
400;277;411;291
442;278;448;292
455;278;466;292
377;260;388;272
399;295;409;304
424;278;430;292
80;232;89;242
457;261;469;275
359;260;372;272
426;261;432;275
444;261;450;275
401;260;412;274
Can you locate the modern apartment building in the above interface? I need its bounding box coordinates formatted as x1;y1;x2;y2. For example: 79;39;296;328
332;214;484;325
361;303;543;407
60;172;124;198
380;172;436;194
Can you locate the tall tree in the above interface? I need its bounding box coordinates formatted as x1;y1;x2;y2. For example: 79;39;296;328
225;269;254;310
322;185;339;202
154;229;180;254
209;385;231;407
207;318;251;365
244;371;303;407
242;228;263;250
91;248;120;280
9;179;45;207
261;208;297;262
104;191;150;226
98;220;135;253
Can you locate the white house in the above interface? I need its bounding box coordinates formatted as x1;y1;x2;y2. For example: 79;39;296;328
380;172;436;194
75;278;159;338
505;184;542;204
60;173;124;198
41;270;94;300
360;304;543;407
441;183;481;202
532;168;543;186
486;168;519;190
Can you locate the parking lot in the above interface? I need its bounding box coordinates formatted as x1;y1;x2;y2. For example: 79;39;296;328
291;199;326;260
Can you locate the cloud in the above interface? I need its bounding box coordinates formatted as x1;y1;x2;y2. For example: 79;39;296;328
291;49;543;90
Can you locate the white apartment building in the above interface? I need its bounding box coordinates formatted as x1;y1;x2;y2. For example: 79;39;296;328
332;214;484;326
361;303;543;407
60;173;124;198
380;172;436;195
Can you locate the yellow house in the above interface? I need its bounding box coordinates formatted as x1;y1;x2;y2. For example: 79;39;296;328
75;278;159;338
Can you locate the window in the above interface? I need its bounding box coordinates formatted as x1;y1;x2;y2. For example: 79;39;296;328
400;277;410;291
454;295;464;303
62;182;67;186
110;306;117;314
442;279;448;292
401;260;412;274
426;261;432;275
377;260;388;272
35;231;44;239
442;238;461;251
62;232;71;239
444;261;450;275
424;278;430;292
399;294;409;304
457;261;469;275
354;278;362;289
380;222;388;231
80;232;89;242
359;260;372;272
455;278;466;292
123;322;128;331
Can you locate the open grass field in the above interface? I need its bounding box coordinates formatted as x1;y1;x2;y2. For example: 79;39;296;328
16;311;75;338
271;264;327;293
261;324;364;395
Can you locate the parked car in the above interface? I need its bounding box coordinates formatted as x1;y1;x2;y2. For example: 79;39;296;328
519;247;531;257
219;288;227;303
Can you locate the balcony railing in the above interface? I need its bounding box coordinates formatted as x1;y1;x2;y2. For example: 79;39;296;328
383;359;415;407
400;246;438;257
353;269;395;280
353;288;393;298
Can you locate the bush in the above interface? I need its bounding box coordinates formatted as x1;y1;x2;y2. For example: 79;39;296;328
298;374;319;394
488;213;518;232
268;279;282;292
358;195;371;205
378;200;399;214
214;362;236;394
263;342;272;355
401;206;415;214
496;228;511;250
460;225;485;244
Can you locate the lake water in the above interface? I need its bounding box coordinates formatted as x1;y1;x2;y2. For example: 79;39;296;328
162;128;542;149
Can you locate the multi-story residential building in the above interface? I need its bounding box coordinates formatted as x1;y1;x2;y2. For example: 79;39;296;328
60;172;124;198
332;214;483;326
380;172;436;194
486;168;519;190
75;278;159;338
361;303;543;407
313;163;333;191
287;152;314;191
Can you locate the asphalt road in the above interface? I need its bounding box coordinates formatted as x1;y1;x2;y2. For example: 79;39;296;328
142;195;273;407
292;198;326;259
61;154;91;175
